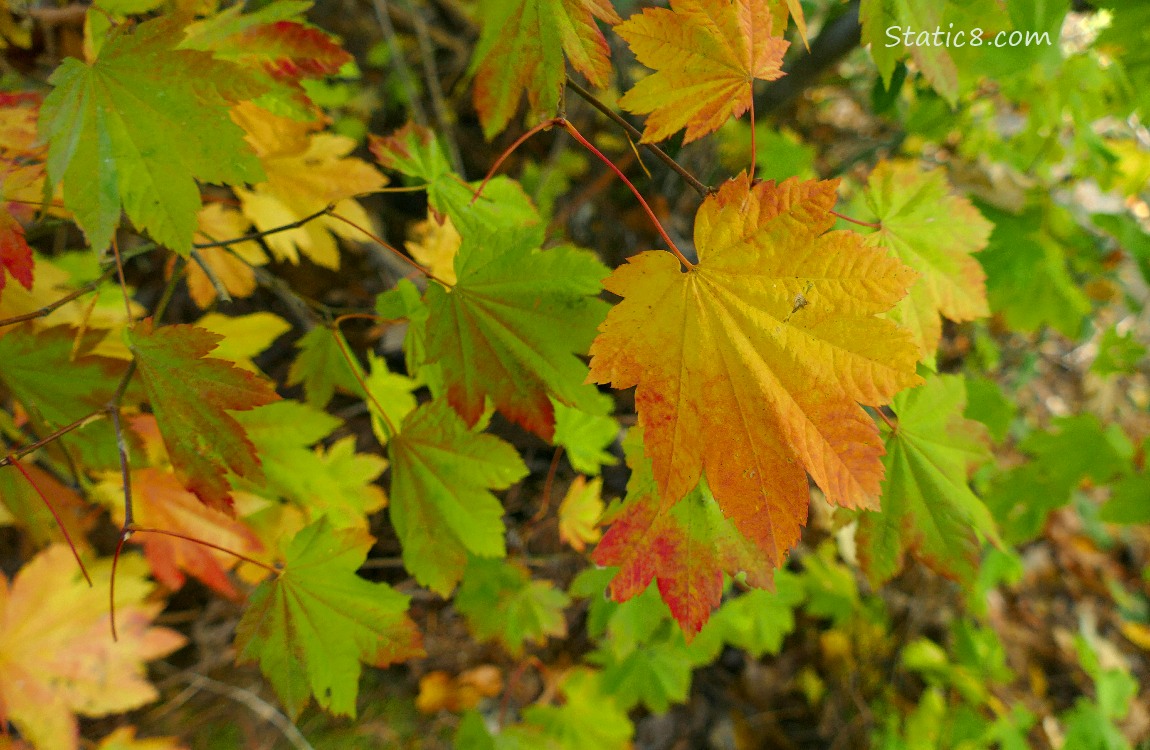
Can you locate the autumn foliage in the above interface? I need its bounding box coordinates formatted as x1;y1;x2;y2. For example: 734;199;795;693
1;0;1148;747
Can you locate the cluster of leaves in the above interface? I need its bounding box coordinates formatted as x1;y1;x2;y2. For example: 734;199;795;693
0;0;1148;747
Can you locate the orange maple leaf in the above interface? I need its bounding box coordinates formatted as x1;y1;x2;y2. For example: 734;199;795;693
615;0;788;144
0;547;185;750
124;468;264;598
588;174;922;570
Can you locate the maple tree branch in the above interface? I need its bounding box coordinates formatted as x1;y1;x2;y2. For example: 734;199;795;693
5;454;93;586
189;248;232;304
558;118;696;270
372;0;429;128
171;671;315;750
191;205;334;249
0;267;116;329
400;0;464;175
565;78;712;197
324;209;453;287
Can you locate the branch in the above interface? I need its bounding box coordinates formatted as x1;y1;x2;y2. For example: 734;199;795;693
566;78;712;197
191;205;334;250
0;268;115;329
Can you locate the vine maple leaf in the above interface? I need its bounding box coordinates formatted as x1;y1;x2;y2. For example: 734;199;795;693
234;517;423;719
857;375;999;586
181;0;351;116
469;0;620;138
615;0;788;144
0;547;185;750
387;400;528;595
128;320;280;511
231;102;386;269
593;429;771;637
39;16;265;253
0;92;45;299
119;468;263;598
588;174;922;577
422;227;609;439
858;160;992;358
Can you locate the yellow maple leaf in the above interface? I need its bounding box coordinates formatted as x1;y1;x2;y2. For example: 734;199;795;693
186;203;266;308
0;547;186;750
588;174;922;567
231;102;386;269
96;726;186;750
558;475;604;552
615;0;789;144
406;212;459;285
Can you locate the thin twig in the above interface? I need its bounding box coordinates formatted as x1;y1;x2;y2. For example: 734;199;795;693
177;672;315;750
192;205;334;250
189;249;232;304
372;0;428;127
566;78;711;197
400;0;464;175
0;268;115;329
0;411;106;468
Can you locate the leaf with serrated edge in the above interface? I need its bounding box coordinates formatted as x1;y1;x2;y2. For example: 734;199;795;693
387;400;527;595
235;518;423;719
0;547;185;750
588;174;922;593
39;16;264;252
424;227;609;439
857;375;998;586
129;320;280;511
860;160;991;359
455;557;570;655
593;429;770;637
615;0;788;143
469;0;620;138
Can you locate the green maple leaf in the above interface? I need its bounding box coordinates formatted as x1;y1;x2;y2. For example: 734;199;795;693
591;429;773;638
370;123;541;237
595;638;692;713
387;400;528;595
455;557;570;655
469;0;620;138
39;16;265;253
286;327;362;408
0;325;128;469
857;375;999;586
423;227;609;439
128;320;280;511
235;518;423;719
552;392;619;476
520;669;632;750
858;160;991;360
860;0;958;104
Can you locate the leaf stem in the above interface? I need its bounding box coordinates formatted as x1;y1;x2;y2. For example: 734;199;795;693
6;454;92;586
331;315;399;439
558;118;695;270
324;210;453;288
830;210;881;229
877;408;898;433
471;117;562;206
129;525;280;576
566;78;711;196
